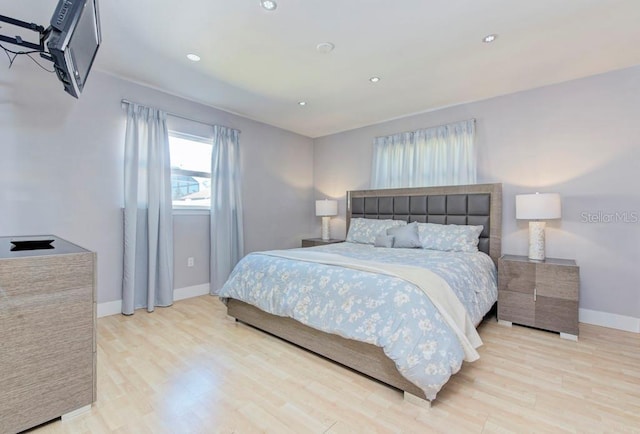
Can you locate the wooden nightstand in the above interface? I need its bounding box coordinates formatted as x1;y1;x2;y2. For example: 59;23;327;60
301;238;344;247
498;254;580;340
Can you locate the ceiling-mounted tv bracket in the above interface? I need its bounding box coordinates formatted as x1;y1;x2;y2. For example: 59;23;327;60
0;14;53;62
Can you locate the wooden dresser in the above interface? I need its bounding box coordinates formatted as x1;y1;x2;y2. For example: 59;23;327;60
0;236;96;433
498;254;579;340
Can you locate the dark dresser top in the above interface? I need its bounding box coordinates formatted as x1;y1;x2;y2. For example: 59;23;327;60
0;235;90;259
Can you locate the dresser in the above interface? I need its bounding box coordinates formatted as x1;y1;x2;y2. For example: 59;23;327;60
498;254;579;340
0;236;96;433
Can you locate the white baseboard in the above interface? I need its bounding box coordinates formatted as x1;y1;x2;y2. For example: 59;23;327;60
97;283;211;318
579;308;640;333
97;300;122;318
173;283;210;301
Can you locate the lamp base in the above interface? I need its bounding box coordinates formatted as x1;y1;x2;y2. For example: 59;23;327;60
528;221;546;261
321;216;331;241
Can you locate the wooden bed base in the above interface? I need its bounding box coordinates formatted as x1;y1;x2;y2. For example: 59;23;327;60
227;299;429;404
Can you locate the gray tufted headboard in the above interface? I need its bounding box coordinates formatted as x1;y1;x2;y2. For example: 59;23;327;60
346;183;502;265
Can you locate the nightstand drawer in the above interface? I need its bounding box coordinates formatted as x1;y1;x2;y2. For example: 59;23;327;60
536;263;579;300
498;260;534;294
498;290;535;327
535;296;579;335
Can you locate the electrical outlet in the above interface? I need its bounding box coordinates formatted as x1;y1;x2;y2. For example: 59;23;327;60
187;257;194;267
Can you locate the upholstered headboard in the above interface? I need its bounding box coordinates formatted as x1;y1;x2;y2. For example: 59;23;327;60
346;183;502;265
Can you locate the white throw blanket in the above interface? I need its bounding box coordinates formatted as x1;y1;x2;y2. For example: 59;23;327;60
257;250;482;362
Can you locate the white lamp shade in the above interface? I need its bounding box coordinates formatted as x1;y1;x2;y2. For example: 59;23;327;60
516;193;561;220
315;199;338;217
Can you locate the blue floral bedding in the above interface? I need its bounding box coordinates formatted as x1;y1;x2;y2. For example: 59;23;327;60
218;242;497;400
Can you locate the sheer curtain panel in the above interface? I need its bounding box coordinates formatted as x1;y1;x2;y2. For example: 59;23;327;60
210;126;244;294
122;103;174;314
371;119;476;188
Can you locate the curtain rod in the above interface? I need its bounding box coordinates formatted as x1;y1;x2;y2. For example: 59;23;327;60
374;118;475;140
120;99;241;133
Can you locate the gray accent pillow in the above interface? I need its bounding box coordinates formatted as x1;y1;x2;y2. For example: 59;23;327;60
387;222;421;248
374;234;395;248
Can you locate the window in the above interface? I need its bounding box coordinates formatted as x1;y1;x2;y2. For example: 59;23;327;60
370;119;476;188
169;132;212;208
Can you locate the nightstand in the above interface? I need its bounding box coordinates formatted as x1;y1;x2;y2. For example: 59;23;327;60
498;254;580;340
301;238;344;247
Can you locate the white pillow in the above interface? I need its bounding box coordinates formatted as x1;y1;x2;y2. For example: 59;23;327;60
417;222;483;253
346;218;406;244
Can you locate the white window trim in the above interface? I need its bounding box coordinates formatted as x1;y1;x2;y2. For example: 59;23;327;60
173;208;210;216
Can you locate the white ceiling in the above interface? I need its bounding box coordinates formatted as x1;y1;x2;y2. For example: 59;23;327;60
5;0;640;138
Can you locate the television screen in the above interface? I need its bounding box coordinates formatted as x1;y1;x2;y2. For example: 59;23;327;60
47;0;101;98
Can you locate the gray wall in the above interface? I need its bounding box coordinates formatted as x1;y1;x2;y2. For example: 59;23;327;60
3;53;638;320
0;62;314;304
314;66;640;319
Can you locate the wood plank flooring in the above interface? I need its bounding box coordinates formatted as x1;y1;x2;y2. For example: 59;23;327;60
31;295;640;433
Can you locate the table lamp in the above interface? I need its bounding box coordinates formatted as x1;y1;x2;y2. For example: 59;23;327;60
516;192;561;261
315;199;338;241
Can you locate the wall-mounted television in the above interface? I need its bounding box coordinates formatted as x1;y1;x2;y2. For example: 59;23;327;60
46;0;102;98
0;0;101;98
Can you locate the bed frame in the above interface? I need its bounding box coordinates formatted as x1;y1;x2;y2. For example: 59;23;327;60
227;183;502;405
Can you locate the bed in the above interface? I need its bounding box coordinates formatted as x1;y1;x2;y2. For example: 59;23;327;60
220;183;502;405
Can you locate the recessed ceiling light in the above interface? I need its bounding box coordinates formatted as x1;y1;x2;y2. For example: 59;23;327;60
298;101;307;106
369;76;381;83
316;42;335;54
261;0;277;11
187;53;201;62
482;34;498;43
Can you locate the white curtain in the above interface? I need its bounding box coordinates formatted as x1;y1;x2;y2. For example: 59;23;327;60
371;119;476;188
210;126;244;294
122;103;174;314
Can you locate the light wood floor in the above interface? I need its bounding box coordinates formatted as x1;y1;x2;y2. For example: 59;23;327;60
32;296;640;433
